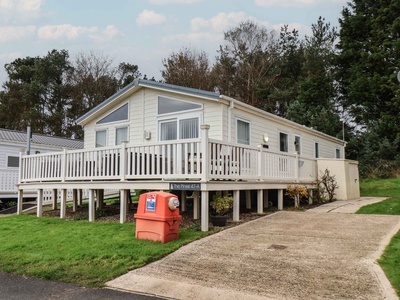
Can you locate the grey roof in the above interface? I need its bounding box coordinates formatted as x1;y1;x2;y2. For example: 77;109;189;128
0;128;84;149
76;79;220;124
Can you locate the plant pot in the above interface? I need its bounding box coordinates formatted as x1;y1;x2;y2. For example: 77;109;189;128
210;215;228;227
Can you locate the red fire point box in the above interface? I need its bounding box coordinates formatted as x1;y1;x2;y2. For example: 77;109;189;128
134;191;182;243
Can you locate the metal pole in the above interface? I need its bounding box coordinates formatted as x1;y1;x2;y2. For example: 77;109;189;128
26;126;31;155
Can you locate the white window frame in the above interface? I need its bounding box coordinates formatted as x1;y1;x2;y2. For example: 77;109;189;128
95;129;108;148
236;117;251;145
115;126;129;145
279;131;289;152
158;112;202;141
335;148;341;159
7;155;19;168
294;134;302;155
157;95;203;116
315;142;320;158
96;102;129;125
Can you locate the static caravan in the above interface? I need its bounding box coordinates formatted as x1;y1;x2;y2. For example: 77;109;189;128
0;128;83;200
16;79;360;231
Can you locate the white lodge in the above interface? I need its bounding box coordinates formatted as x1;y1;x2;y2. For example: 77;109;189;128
17;79;360;231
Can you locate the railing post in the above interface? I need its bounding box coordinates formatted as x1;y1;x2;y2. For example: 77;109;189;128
258;145;262;180
294;152;299;181
18;148;25;184
120;141;127;181
200;124;210;182
61;148;67;182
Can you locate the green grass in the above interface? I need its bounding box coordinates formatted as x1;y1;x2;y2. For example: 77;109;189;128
360;177;400;197
357;178;400;296
0;215;210;287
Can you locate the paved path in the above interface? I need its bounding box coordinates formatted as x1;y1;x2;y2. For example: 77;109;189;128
108;198;400;300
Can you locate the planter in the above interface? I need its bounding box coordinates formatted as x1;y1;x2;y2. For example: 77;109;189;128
210;215;228;227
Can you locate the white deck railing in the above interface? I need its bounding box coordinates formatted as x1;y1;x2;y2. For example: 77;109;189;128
19;127;317;184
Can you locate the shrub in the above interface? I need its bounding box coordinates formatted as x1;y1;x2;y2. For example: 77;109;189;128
285;186;308;208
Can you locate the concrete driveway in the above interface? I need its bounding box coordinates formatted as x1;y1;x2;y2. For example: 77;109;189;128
107;198;400;300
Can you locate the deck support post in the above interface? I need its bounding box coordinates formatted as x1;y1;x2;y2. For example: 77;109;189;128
246;190;251;209
263;189;269;208
72;189;78;212
257;189;263;214
37;189;43;217
193;191;200;220
78;189;83;206
60;189;67;219
233;190;240;222
88;189;95;222
17;189;23;215
120;189;128;224
181;191;187;212
201;191;209;232
308;189;313;205
52;189;57;210
278;189;283;210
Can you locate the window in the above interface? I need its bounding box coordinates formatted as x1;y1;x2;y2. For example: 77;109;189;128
294;135;301;154
7;156;19;168
97;103;128;124
237;119;250;145
279;132;288;152
96;130;107;147
115;127;128;145
336;148;341;159
315;142;319;158
159;117;199;141
158;96;201;115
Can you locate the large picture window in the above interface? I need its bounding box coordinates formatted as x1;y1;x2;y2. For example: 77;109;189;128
236;119;250;145
279;132;288;152
159;117;199;141
158;96;201;115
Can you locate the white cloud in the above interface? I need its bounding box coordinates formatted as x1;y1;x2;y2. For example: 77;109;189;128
89;25;123;43
191;12;269;33
255;0;345;7
272;23;312;37
0;52;22;61
37;24;98;40
0;25;36;42
148;0;202;4
136;10;166;26
0;0;43;21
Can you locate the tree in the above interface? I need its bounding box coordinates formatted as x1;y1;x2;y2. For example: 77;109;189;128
213;21;280;109
161;47;214;91
336;0;400;175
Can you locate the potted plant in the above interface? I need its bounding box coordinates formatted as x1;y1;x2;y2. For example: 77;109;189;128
210;194;234;227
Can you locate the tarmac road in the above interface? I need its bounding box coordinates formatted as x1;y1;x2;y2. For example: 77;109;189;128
0;272;164;300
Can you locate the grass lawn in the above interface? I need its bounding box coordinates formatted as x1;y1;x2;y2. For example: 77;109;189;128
357;178;400;296
0;215;210;287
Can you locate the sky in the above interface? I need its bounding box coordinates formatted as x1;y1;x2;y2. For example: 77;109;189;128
0;0;349;88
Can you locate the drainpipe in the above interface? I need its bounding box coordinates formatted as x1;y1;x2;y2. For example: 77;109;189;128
220;95;235;142
26;125;31;155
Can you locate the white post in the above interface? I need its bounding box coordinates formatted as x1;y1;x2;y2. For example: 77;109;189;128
308;189;313;205
258;145;262;180
181;190;187;212
263;189;269;208
200;125;210;182
257;189;263;214
233;190;240;222
72;189;77;212
246;190;251;209
201;191;209;232
17;189;23;215
89;189;95;222
120;141;127;181
120;189;127;224
37;189;43;217
294;152;299;180
61;148;67;182
18;148;25;184
193;191;200;220
60;189;67;219
278;189;283;210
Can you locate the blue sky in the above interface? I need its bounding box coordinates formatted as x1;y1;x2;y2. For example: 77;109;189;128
0;0;348;87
